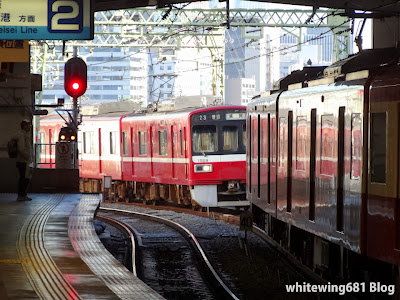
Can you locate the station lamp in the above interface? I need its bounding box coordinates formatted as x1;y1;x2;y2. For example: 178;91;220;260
64;57;87;98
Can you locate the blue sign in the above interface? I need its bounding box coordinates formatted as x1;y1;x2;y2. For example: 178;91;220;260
0;0;92;40
47;0;83;34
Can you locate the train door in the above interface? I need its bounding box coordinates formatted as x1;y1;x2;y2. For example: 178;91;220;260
183;127;188;179
131;127;135;177
270;114;277;216
49;129;53;166
260;115;268;204
150;126;154;177
367;101;400;257
171;125;176;178
250;115;259;196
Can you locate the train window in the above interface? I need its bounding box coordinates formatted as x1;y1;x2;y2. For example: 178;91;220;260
131;129;135;156
321;115;335;176
279;117;286;168
287;111;293;213
242;124;246;150
249;116;252;191
223;126;239;151
371;112;386;184
309;109;317;221
296;116;307;171
252;118;257;159
139;131;147;155
180;130;183;156
159;130;168;156
192;125;217;153
51;131;56;144
110;132;117;154
40;132;45;153
83;132;94;154
171;127;176;156
351;114;362;180
122;132;128;155
271;117;276;167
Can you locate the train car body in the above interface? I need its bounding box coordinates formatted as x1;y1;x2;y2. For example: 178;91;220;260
38;115;64;168
248;48;400;281
79;113;124;180
120;105;248;208
38;102;248;209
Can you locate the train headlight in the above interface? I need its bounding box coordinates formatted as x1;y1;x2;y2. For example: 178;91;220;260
60;134;66;140
70;135;76;141
194;164;213;173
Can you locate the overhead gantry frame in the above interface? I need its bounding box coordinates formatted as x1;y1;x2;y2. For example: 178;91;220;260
31;7;350;101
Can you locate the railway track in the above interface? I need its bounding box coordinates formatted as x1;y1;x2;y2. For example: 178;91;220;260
96;207;239;300
96;203;343;300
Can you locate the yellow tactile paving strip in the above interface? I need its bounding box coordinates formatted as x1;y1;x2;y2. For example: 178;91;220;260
68;194;164;300
17;194;81;300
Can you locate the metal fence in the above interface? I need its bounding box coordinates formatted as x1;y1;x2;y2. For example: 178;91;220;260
34;143;56;168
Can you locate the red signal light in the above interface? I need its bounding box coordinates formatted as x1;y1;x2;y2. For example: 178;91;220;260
72;82;80;90
64;57;87;98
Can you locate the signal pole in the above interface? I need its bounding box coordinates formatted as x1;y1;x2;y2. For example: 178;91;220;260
73;96;78;130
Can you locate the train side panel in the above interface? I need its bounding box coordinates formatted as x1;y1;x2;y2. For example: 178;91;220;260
247;95;278;216
79;118;122;180
121;113;190;185
38;118;63;168
277;84;364;253
366;64;400;265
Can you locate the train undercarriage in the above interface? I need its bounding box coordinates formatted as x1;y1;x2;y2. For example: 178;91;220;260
252;204;399;292
79;177;248;210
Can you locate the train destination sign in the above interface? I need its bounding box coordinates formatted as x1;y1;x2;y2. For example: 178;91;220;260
0;0;93;40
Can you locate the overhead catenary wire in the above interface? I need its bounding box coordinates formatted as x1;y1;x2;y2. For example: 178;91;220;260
78;16;350;84
39;7;350;91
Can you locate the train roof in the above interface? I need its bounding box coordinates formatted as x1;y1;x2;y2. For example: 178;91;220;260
40;101;140;123
40;103;246;125
264;47;400;95
123;105;246;121
80;101;140;116
249;75;368;109
324;47;400;79
156;95;222;112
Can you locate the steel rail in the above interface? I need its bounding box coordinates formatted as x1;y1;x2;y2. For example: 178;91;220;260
99;207;240;300
96;214;138;276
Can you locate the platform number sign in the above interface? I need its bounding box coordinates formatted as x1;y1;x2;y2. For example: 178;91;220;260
48;0;83;33
240;211;253;231
0;0;92;40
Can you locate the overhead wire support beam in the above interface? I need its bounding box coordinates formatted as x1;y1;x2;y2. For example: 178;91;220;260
34;8;349;49
93;8;348;28
30;7;351;103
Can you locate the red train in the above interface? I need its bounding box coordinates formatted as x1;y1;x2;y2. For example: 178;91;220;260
248;47;400;283
39;101;249;209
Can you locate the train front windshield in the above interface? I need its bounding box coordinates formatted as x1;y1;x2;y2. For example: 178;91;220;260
193;126;218;153
191;110;246;155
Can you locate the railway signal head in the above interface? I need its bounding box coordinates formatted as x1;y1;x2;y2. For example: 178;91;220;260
64;57;87;98
59;126;77;142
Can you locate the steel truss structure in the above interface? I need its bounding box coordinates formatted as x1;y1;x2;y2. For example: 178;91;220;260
31;7;350;101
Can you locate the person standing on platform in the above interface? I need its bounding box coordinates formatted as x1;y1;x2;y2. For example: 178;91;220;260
15;119;33;201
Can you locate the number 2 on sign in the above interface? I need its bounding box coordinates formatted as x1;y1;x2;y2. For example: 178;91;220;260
48;0;82;32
